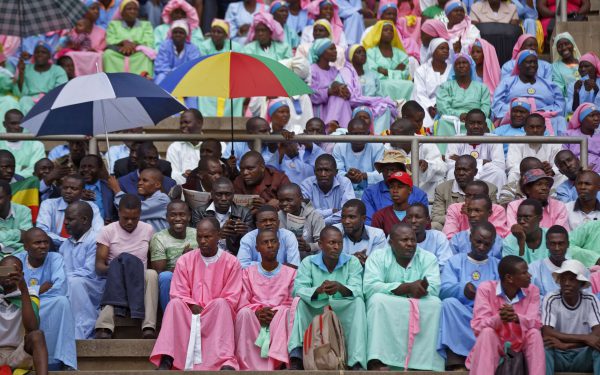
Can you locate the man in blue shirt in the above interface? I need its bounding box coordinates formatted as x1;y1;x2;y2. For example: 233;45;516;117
118;142;176;197
362;149;429;225
554;150;600;203
79;154;117;223
300;154;355;225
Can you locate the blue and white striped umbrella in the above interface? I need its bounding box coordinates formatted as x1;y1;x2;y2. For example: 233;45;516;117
22;72;187;136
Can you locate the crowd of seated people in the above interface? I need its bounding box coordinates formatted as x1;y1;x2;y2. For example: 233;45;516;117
0;0;600;374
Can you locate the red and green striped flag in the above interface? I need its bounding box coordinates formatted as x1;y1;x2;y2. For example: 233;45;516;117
11;177;40;223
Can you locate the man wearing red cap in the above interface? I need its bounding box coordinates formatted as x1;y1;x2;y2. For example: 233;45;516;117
371;172;412;236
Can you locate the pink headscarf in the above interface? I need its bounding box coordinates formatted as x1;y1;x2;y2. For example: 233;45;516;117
499;97;557;135
580;52;600;75
302;0;344;44
444;0;472;40
470;38;500;98
421;19;450;40
568;103;598;129
246;12;285;43
161;0;200;30
511;33;537;60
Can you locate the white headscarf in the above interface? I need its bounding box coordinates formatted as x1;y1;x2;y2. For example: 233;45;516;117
426;38;449;62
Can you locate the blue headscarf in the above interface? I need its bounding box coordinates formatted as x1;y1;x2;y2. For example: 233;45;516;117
352;106;373;121
450;53;476;80
310;39;333;63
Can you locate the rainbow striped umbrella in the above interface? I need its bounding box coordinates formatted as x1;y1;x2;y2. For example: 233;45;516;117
159;51;312;98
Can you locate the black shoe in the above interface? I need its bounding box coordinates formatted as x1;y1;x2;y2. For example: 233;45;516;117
220;365;236;370
142;327;156;339
157;355;173;370
94;328;112;339
288;357;303;370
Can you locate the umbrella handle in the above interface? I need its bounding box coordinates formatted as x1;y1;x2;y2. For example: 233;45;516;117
230;97;234;157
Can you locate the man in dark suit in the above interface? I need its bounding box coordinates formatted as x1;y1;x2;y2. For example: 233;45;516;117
79;154;118;223
191;177;254;255
117;142;176;196
113;141;172;178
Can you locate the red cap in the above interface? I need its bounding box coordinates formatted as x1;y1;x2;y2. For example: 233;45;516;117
387;171;413;188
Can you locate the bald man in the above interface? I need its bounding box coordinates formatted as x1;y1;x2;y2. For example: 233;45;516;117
16;228;77;370
364;223;444;371
59;201;105;339
110;168;169;232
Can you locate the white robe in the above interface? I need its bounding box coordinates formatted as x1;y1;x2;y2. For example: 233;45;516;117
411;61;452;129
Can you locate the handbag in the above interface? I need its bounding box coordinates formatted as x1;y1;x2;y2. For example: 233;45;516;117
495;341;528;375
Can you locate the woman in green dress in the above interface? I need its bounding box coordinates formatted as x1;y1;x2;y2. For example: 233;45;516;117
103;0;154;77
551;32;581;97
363;20;413;101
197;19;243;117
242;12;292;61
434;53;490;154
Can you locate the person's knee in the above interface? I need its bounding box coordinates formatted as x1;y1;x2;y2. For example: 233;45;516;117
24;330;46;355
524;328;543;343
158;271;173;284
478;327;497;340
236;307;256;321
145;269;158;282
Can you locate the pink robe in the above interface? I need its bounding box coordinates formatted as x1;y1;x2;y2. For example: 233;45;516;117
443;202;509;239
466;281;545;375
149;250;242;370
235;264;297;370
506;198;570;231
63;26;106;76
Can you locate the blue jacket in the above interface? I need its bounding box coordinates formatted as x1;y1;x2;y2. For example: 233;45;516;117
118;170;176;197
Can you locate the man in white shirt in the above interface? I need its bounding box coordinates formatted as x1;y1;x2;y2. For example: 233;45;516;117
385;118;447;200
166;109;205;185
506;114;562;184
565;170;600;229
446;109;506;192
542;259;600;374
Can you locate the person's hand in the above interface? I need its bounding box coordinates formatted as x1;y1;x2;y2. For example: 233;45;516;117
543;336;564;349
227;155;237;170
221;219;237;237
321;280;344;295
233;220;249;235
20;51;31;61
459;113;467;122
250;197;266;212
328;82;341;96
541;161;555;176
265;198;279;209
189;304;203;315
39;282;53;295
297;236;311;254
419;160;428;172
346;168;364;184
182;243;193;254
377;67;389;76
395;62;406;71
464;282;477;300
499;304;518;323
326;121;340;134
45;165;68;185
511;224;527;256
359;7;375;17
584;334;600;351
448;154;460;162
453;37;462;53
17;56;25;75
584;78;598;92
574;79;584;92
428;106;437;120
6;268;26;292
82;189;96;201
238;24;250;36
280;130;296;141
107;175;121;193
408;279;428;298
183;169;192;178
339;85;351;100
354;249;368;266
256;307;275;326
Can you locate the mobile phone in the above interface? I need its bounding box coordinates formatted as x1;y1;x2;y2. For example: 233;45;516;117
0;265;15;277
230;214;241;221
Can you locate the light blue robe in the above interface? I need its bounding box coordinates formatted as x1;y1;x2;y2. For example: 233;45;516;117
566;76;600;114
223;142;279;169
154;40;201;109
492;75;566;120
225;1;266;45
511;0;538;35
336;0;365;45
493;124;525;155
500;59;553;81
114;191;168;232
59;229;106;340
237;228;300;269
450;229;503;260
437;252;499;358
287;10;312;35
418;230;453;271
278;154;314;184
16;252;77;369
529;257;561;298
332;143;384;196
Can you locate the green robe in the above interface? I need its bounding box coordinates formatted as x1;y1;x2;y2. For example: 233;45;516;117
363;247;444;371
196;39;243;117
288;253;367;368
242;40;292;61
0;202;33;258
502;228;549;264
0;70;19;127
103;20;155;77
568;220;600;267
434;80;491;154
551;60;579;98
0;140;46;178
153;24;205;52
14;64;67;115
366;46;413;101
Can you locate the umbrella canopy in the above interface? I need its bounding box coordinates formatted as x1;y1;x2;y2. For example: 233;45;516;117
159;51;312;98
22;72;186;136
0;0;87;38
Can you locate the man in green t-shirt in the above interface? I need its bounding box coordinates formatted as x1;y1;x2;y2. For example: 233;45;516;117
150;200;198;312
0;255;48;375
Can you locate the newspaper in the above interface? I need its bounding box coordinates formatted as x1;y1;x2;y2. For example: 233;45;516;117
233;194;259;207
286;213;305;237
182;189;211;209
